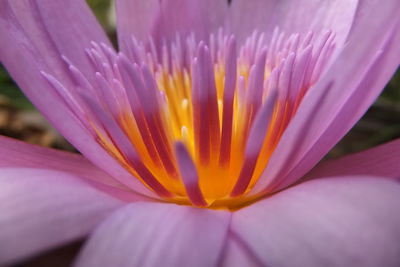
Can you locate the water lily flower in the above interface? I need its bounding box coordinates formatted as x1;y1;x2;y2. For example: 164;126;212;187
1;0;400;266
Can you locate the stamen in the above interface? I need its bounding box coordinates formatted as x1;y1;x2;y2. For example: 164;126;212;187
219;37;237;166
95;72;120;118
192;49;211;165
43;29;337;208
68;64;96;95
231;89;278;196
203;46;221;154
141;64;178;177
175;142;207;207
117;54;164;167
81;94;172;198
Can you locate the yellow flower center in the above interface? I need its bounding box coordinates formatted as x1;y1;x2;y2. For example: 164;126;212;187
76;30;336;209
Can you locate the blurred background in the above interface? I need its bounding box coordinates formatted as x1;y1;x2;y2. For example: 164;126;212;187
1;0;399;266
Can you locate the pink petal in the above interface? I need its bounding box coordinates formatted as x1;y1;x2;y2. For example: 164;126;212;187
253;2;400;194
0;0;110;86
305;138;400;181
0;1;157;197
220;234;264;267
0;136;151;202
230;0;359;45
0;168;125;265
75;202;231;267
153;0;228;42
116;0;228;52
115;0;159;50
232;177;400;267
0;135;116;187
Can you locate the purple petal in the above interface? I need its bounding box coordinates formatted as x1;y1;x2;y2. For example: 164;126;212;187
0;168;124;265
75;202;231;267
232;177;400;267
0;0;110;86
253;3;400;194
0;136;149;202
116;0;228;54
0;1;157;197
148;0;227;48
220;235;264;267
115;0;160;50
0;135;116;187
174;142;207;207
230;0;359;45
305;139;400;181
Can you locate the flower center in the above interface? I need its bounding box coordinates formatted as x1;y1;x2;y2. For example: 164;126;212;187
45;29;336;209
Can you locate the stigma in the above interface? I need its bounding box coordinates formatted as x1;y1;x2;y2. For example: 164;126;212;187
43;28;336;209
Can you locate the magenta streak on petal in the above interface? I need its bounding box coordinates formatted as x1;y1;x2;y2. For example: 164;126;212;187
204;46;221;154
231;89;278;197
0;0;158;199
255;12;400;196
219;36;237;166
141;64;178;177
175;142;207;207
81;95;172;198
126;62;176;176
192;45;211;165
251;82;333;195
117;54;162;167
236;76;246;112
276;25;400;192
24;25;341;205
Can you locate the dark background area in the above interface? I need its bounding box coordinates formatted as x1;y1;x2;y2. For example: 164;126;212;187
1;1;399;266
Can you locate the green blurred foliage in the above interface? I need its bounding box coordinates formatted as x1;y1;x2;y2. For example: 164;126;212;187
86;0;112;29
0;67;33;109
